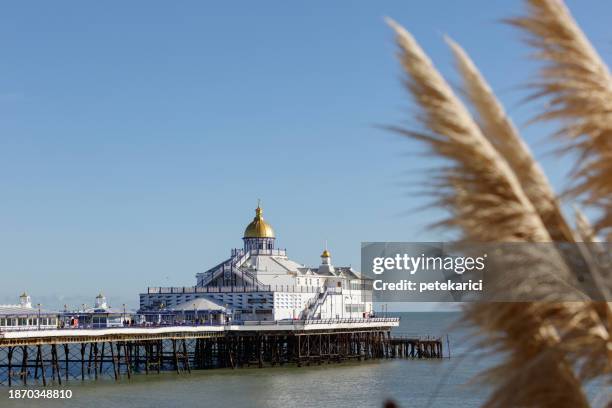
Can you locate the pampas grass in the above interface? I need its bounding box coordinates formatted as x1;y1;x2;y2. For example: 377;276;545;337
386;18;551;243
385;1;611;406
575;206;599;244
509;0;612;237
466;302;610;408
446;37;608;302
446;38;575;244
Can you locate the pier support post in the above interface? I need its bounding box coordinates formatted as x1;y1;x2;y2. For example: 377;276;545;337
144;342;150;375
20;346;29;385
35;345;46;386
99;342;106;377
87;342;93;376
7;346;14;387
124;342;132;379
157;340;164;374
64;344;70;382
34;345;41;380
182;339;191;373
172;339;179;374
110;341;118;380
52;344;62;385
80;344;86;380
93;343;99;380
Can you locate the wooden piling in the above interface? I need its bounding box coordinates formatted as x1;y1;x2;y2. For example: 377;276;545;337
7;346;13;387
110;341;118;380
52;344;62;385
182;339;191;373
64;344;70;382
80;343;86;380
172;339;179;374
21;346;28;385
124;342;132;379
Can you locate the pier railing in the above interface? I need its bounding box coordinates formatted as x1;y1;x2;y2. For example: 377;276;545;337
242;317;400;326
0;317;400;333
390;334;443;341
147;285;329;294
145;283;372;294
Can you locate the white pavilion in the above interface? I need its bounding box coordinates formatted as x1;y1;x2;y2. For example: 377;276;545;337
60;293;131;328
140;204;373;321
0;293;58;331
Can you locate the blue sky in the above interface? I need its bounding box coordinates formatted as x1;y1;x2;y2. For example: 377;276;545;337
0;1;609;310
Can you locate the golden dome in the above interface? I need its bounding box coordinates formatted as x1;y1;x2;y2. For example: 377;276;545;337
321;249;331;258
243;205;275;238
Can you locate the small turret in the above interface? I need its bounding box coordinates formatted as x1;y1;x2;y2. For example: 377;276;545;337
95;293;108;309
19;292;32;308
318;246;335;274
243;201;276;253
321;249;331;263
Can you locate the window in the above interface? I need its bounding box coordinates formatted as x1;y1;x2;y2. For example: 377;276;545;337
0;318;5;326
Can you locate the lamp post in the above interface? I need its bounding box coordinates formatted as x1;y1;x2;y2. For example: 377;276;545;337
81;304;86;328
193;303;196;325
37;303;41;330
122;304;126;326
63;304;68;328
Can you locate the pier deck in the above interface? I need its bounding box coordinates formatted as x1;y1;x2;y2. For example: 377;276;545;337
0;318;445;387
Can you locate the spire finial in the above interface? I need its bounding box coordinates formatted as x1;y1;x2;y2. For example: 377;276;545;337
255;200;263;219
321;242;331;258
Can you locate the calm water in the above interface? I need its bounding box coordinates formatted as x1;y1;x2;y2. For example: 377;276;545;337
0;312;565;408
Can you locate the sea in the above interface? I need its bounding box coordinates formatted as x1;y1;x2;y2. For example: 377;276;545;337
0;312;606;408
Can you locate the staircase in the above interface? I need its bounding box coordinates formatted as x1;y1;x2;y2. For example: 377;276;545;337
302;288;331;320
199;250;264;288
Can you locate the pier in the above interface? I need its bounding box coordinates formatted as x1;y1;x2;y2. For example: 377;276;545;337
0;318;445;386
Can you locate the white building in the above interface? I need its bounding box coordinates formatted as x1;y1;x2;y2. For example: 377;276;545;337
0;293;59;331
171;298;229;325
140;204;373;321
61;293;131;328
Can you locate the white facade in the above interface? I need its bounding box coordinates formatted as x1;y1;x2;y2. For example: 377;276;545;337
0;293;59;331
140;205;373;321
61;293;128;328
